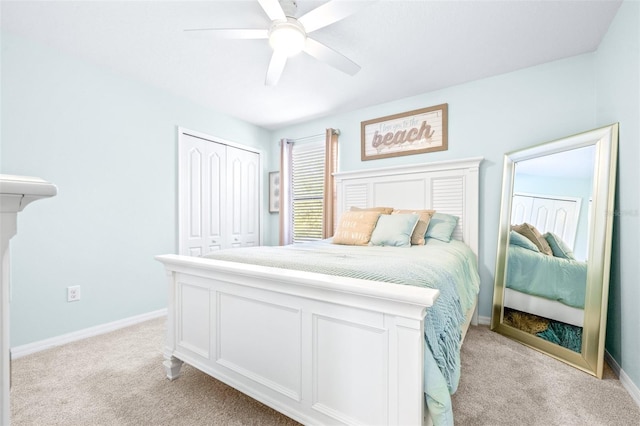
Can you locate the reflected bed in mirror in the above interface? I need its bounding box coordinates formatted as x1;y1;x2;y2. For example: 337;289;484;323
491;123;618;378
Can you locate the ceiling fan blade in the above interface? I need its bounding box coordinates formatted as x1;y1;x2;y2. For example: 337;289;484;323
265;50;288;86
183;28;268;39
303;38;360;76
299;0;371;33
258;0;286;21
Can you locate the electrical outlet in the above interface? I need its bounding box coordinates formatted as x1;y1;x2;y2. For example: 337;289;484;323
67;285;81;302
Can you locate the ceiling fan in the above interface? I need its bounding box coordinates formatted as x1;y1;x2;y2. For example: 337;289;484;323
185;0;370;86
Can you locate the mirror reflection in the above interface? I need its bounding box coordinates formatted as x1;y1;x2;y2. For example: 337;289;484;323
491;124;618;378
503;146;595;353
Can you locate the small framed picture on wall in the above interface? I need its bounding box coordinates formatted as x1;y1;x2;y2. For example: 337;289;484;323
269;171;280;213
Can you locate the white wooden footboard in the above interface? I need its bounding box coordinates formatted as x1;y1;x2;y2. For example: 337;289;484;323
157;254;439;426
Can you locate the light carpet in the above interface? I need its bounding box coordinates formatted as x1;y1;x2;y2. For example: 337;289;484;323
10;318;640;425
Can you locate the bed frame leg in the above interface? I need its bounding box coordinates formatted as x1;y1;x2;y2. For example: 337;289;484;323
163;355;183;380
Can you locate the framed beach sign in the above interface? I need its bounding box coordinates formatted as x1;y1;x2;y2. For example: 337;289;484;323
361;103;448;161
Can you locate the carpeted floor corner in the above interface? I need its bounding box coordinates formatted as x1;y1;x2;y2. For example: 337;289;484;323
10;318;640;425
452;325;639;426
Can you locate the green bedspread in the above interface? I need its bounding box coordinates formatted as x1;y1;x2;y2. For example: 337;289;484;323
507;244;587;308
204;238;480;426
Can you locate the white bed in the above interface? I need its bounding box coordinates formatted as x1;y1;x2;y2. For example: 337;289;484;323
504;288;584;327
156;157;482;425
503;239;586;328
506;193;586;327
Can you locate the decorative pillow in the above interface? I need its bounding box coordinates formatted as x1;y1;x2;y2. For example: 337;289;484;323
350;206;395;215
509;230;540;252
544;232;576;260
511;223;553;256
369;214;420;247
332;210;381;245
425;212;459;242
392;209;436;245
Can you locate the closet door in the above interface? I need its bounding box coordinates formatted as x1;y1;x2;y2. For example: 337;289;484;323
511;194;534;225
530;196;580;248
226;146;260;247
179;128;261;255
179;134;226;256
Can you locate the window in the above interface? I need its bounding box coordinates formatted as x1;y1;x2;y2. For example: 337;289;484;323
279;129;338;246
291;138;325;242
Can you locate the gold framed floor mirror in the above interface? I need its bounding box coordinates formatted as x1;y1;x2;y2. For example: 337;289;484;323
491;123;618;378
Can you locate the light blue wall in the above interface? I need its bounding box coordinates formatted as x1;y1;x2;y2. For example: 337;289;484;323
595;0;640;390
1;33;272;346
268;54;597;325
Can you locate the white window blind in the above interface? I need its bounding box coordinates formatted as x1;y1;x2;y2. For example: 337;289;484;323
291;138;325;242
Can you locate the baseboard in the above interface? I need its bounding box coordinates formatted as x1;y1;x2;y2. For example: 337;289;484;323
477;315;491;326
11;308;167;359
605;350;640;409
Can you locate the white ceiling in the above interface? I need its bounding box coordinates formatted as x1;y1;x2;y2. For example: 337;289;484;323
516;145;596;179
1;0;622;130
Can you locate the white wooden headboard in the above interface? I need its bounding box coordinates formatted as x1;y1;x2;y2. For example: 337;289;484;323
334;157;483;257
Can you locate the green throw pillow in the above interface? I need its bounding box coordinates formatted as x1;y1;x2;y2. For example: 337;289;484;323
369;214;419;247
510;230;540;252
544;232;576;260
425;212;459;242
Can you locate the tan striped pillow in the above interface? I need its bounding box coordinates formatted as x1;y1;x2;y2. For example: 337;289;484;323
333;210;381;245
350;206;395;215
512;223;553;256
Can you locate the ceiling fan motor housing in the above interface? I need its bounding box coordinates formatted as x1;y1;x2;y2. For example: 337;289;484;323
268;17;306;56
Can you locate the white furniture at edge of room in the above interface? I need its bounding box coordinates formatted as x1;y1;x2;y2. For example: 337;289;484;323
1;174;57;426
156;156;482;426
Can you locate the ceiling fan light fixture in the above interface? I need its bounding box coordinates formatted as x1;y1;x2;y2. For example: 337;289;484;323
269;20;306;57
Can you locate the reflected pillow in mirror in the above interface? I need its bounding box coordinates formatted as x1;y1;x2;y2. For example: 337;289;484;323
425;212;459;242
511;223;553;256
544;232;576;260
509;230;540;252
369;213;419;247
333;210;381;246
392;209;436;245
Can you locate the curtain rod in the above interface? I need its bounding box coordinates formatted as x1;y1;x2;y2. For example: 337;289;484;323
285;129;340;144
292;133;324;142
